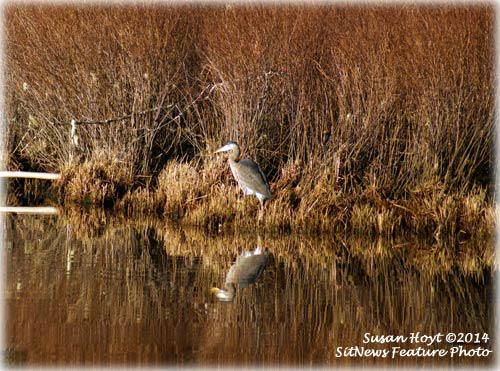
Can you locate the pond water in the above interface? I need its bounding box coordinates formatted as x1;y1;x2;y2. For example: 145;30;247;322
4;214;494;367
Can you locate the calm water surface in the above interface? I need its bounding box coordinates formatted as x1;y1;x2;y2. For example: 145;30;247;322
4;214;494;367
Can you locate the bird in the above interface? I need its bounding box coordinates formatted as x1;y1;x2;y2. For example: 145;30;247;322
211;247;269;302
214;141;272;208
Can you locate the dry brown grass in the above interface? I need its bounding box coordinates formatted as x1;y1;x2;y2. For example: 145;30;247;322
4;5;494;240
58;151;133;207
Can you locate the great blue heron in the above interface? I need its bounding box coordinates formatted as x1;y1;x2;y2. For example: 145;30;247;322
214;141;272;208
211;247;269;302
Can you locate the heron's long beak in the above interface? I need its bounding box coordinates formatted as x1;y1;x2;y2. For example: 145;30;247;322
210;287;221;294
214;143;233;154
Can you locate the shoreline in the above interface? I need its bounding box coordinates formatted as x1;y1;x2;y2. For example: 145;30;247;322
6;159;493;241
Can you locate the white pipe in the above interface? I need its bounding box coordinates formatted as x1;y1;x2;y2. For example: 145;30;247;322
0;171;61;180
0;206;59;214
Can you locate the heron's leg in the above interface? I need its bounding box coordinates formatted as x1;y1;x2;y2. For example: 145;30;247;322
257;198;264;222
235;186;243;209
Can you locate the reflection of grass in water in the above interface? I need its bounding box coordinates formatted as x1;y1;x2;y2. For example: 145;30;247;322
53;211;494;276
8;211;493;282
4;347;28;366
6;214;493;366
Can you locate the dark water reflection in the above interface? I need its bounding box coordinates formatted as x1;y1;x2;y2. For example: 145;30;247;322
4;214;494;367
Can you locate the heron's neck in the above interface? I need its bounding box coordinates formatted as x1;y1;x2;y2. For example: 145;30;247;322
224;283;237;294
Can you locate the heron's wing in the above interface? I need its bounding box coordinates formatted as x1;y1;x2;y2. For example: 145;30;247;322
235;159;272;199
226;254;269;286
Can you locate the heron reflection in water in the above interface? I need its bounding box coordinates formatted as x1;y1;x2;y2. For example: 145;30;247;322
211;247;269;302
214;141;272;217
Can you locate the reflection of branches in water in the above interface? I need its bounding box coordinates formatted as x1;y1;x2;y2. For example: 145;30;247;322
6;215;217;364
5;214;493;366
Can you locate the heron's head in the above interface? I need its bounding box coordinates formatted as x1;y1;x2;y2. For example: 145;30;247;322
214;141;239;154
210;285;236;302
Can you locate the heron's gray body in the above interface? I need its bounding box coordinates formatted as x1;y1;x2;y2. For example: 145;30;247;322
215;141;272;206
225;247;268;287
228;158;272;203
212;247;269;302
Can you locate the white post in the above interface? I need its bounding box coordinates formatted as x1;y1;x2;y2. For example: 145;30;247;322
70;119;80;163
70;119;79;147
